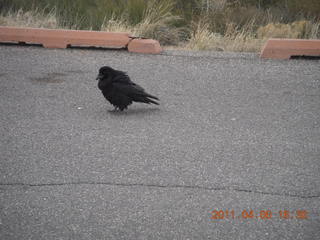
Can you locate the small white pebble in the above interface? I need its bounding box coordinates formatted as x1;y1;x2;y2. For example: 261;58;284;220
77;107;83;110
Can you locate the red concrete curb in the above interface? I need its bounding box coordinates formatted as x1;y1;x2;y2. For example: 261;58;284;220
0;26;163;54
260;38;320;59
128;39;162;54
0;26;131;48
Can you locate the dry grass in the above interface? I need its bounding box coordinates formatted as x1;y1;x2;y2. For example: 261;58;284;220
185;21;224;51
134;0;182;44
185;20;264;52
185;18;319;52
257;20;320;39
0;8;58;28
101;15;131;33
101;0;183;45
182;0;319;52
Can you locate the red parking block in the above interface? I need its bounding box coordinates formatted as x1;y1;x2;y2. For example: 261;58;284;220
0;26;131;49
260;38;320;59
128;39;162;54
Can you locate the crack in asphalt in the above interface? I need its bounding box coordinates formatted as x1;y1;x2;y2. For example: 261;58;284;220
0;182;319;199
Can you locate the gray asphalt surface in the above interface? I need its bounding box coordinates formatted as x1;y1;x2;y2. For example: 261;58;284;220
0;45;319;239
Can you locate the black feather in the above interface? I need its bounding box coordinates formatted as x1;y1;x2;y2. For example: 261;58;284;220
96;66;159;111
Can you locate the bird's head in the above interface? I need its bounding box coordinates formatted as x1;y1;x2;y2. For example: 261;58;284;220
96;66;115;81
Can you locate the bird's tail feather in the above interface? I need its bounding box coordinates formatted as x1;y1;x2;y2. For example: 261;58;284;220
144;93;159;101
147;98;159;105
134;95;159;105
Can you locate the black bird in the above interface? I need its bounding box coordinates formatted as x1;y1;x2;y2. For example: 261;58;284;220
96;66;159;111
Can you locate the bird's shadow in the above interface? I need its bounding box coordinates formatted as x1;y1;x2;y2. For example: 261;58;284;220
107;107;160;116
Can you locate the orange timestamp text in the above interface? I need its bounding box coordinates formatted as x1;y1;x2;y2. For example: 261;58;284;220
210;209;309;220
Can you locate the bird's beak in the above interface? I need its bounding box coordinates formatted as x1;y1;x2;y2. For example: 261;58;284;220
96;74;103;80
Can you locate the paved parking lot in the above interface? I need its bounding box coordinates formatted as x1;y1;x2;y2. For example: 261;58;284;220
0;45;319;239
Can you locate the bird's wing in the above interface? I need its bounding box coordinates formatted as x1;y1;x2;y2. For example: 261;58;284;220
113;82;159;101
112;74;133;84
112;74;159;101
112;82;146;96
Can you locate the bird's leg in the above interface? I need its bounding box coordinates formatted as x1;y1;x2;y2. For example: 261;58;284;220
108;106;118;113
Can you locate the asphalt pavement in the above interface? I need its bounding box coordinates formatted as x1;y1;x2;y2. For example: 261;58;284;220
0;45;319;239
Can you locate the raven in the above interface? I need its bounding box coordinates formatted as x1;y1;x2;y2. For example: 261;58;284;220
96;66;159;111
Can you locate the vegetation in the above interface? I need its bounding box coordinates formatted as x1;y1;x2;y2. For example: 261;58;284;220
0;0;319;52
